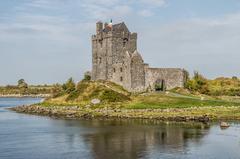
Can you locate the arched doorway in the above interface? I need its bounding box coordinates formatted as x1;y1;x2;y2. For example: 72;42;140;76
154;79;165;91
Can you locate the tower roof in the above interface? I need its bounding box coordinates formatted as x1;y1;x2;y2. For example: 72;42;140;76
103;22;129;33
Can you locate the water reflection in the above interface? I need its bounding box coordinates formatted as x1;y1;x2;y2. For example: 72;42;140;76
2;98;239;159
77;120;210;159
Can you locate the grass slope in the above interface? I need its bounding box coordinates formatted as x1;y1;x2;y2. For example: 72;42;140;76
127;93;240;109
42;81;240;110
45;81;131;107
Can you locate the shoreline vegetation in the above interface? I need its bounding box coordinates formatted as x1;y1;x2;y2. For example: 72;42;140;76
8;74;240;122
0;79;56;98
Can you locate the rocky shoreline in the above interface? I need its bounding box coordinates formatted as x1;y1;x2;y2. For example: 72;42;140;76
9;105;216;123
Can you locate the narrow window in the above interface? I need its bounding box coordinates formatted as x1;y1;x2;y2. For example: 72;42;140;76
120;67;123;72
123;41;126;47
113;68;116;73
123;38;128;47
120;77;123;82
99;57;102;64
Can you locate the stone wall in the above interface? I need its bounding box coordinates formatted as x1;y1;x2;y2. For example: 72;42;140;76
130;51;146;92
145;68;186;90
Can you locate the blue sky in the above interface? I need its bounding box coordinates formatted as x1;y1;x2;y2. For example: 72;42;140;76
1;0;240;85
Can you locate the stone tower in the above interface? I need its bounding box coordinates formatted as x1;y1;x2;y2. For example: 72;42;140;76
91;21;145;91
91;21;187;92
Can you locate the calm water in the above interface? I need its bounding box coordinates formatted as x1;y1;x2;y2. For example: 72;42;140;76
0;98;240;159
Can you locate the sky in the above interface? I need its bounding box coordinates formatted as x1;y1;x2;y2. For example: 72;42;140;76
1;0;240;85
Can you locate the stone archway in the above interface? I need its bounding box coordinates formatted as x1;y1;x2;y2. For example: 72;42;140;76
154;79;165;91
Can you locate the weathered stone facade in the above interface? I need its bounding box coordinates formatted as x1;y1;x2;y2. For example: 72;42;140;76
91;21;187;92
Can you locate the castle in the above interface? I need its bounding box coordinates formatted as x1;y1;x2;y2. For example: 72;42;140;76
91;21;187;92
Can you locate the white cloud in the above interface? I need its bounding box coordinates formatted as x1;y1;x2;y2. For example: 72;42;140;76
1;0;240;85
140;0;166;8
137;13;240;78
84;0;120;7
138;9;154;17
81;3;132;20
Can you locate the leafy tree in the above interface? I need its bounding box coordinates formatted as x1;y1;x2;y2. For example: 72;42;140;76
82;72;91;81
18;79;28;89
52;84;63;97
17;79;28;94
232;76;238;80
83;74;91;81
186;71;209;94
62;78;76;93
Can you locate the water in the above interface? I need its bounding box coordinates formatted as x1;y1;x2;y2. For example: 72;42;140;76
0;98;240;159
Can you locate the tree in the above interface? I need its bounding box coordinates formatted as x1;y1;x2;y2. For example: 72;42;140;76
83;71;91;81
17;79;28;94
186;71;209;94
17;79;28;89
52;84;63;97
62;78;76;93
232;76;238;80
18;79;28;88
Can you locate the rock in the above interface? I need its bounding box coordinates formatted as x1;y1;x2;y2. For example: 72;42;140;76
198;115;210;123
85;105;91;108
91;99;101;105
220;122;230;128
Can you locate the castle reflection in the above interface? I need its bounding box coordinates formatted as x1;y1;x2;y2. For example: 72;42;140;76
81;119;210;159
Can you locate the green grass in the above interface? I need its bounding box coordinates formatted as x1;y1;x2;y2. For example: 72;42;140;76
126;93;240;109
46;81;131;105
41;81;240;110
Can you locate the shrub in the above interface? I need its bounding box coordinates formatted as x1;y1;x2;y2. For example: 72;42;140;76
186;71;209;94
83;74;91;81
62;78;76;93
66;90;80;101
100;89;130;102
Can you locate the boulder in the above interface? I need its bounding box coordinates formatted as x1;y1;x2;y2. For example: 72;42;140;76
220;122;230;128
91;99;101;105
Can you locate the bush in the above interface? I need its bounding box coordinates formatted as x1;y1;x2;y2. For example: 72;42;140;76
52;84;63;98
66;90;80;101
83;74;91;81
100;89;130;102
62;78;76;93
186;71;209;94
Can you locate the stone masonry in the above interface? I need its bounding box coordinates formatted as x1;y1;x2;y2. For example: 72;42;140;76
91;21;187;92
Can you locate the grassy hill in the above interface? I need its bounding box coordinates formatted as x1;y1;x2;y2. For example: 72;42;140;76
208;77;240;96
42;80;240;109
44;81;131;107
12;80;240;121
186;72;240;96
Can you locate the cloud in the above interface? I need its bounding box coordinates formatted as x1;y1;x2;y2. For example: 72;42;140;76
140;0;166;8
138;9;154;17
1;0;240;85
79;0;167;19
137;12;240;78
80;3;132;20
